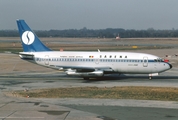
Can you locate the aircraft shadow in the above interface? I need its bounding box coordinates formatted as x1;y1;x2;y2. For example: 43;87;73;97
81;74;178;82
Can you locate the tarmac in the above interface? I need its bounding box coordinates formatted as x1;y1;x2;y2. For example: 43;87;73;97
0;52;178;120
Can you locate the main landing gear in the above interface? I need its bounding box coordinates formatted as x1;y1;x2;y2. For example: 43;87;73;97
83;77;90;80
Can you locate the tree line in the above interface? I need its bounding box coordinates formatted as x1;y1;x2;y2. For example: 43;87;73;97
1;28;178;38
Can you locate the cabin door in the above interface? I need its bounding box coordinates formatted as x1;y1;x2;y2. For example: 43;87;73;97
45;55;49;65
143;57;148;67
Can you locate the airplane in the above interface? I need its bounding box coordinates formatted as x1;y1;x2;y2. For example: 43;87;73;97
16;19;172;80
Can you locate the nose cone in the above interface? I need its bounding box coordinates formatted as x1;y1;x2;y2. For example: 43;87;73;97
157;62;172;73
161;62;172;73
163;59;172;69
168;63;172;69
165;62;172;70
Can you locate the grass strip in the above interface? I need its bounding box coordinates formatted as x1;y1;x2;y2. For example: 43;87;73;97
16;86;178;101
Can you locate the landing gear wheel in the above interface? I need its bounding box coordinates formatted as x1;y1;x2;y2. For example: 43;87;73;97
83;77;89;80
149;76;152;80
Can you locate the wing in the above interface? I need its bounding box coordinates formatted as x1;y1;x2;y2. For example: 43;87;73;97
55;65;113;73
58;66;114;77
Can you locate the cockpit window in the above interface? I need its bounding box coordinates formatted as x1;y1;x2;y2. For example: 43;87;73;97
155;58;164;62
158;58;164;62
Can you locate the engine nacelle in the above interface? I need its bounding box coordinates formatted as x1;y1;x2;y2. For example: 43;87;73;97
66;70;104;77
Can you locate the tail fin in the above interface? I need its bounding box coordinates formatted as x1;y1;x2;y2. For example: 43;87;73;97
16;19;51;52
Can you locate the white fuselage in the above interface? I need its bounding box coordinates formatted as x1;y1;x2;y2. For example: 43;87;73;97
19;51;171;74
16;19;172;79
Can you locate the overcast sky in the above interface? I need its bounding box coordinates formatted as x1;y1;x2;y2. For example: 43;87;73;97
0;0;178;30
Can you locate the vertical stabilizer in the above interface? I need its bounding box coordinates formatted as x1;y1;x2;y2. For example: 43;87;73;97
16;19;51;52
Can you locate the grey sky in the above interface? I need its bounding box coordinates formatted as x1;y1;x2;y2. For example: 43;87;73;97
0;0;178;30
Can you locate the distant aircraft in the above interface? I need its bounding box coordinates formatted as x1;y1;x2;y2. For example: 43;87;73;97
116;33;120;40
16;19;172;80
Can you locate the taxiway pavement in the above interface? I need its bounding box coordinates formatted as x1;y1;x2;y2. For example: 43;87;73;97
0;53;178;120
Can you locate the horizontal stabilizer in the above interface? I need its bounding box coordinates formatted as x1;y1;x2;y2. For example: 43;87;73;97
19;52;34;60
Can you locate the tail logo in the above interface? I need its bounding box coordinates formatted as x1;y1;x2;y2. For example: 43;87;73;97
22;31;35;45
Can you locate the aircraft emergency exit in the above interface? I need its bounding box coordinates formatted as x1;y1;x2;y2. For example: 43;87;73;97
16;19;172;80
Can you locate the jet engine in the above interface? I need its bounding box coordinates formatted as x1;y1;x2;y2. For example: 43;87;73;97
66;70;104;77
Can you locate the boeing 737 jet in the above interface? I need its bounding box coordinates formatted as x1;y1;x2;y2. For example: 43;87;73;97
16;20;172;80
